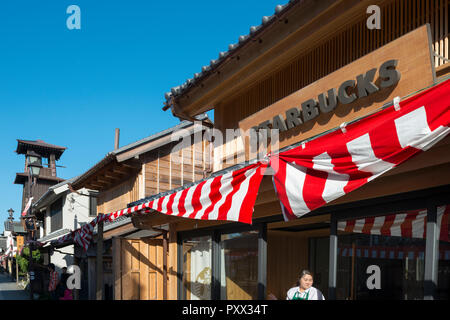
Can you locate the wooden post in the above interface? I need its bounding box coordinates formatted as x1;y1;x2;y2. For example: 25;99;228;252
16;256;19;284
112;237;122;300
163;231;168;300
96;220;104;300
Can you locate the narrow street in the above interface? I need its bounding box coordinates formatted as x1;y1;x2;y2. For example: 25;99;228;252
0;273;29;300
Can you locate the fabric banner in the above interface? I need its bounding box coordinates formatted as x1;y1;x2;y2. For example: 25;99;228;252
45;79;449;251
337;205;450;242
108;162;266;225
272;80;450;221
21;197;33;217
50;162;266;251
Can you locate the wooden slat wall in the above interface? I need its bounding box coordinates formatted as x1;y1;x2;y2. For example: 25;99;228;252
144;134;211;198
97;175;140;215
214;0;449;171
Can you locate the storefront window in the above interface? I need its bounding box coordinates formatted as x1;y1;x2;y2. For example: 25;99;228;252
220;230;258;300
437;205;450;300
336;209;435;300
182;235;212;300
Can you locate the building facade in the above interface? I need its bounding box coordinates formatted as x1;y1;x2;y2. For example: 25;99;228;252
131;0;450;300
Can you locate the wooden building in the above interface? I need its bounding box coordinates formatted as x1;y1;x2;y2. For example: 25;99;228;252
129;0;450;300
69;116;212;300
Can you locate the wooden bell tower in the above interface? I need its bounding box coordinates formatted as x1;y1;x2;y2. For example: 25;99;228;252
14;139;67;212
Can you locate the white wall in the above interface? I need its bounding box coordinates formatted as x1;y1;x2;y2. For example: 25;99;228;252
46;188;96;271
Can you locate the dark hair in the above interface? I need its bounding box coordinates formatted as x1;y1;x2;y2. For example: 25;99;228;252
48;263;55;271
296;270;313;286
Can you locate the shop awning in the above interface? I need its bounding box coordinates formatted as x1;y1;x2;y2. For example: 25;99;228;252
338;245;450;261
43;79;449;251
338;205;450;242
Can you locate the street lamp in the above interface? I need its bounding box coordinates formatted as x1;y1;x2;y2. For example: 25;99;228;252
24;151;42;300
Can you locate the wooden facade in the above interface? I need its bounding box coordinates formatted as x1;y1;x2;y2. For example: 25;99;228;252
71;122;211;300
144;0;450;301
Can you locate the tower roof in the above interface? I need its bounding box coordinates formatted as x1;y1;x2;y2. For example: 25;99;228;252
15;139;67;160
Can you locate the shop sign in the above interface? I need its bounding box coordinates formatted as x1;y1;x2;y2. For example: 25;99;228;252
239;24;436;149
254;60;401;132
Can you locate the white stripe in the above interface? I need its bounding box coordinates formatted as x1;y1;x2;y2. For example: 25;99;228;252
161;195;170;213
227;167;257;222
337;221;347;231
285;162;309;217
346;133;394;176
170;190;184;216
352;218;366;233
312;152;349;203
411;210;427;239
182;185;198;218
151;198;159;210
370;216;386;235
389;213;408;237
395;106;431;149
193;179;214;220
208;172;234;220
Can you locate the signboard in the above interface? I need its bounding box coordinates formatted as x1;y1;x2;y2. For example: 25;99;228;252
239;24;436;150
16;236;24;254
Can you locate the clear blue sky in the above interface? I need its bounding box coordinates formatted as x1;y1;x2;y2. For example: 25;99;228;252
0;0;284;232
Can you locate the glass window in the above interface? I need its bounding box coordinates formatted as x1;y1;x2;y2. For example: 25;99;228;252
337;209;430;300
182;235;212;300
437;204;450;300
220;230;258;300
50;197;63;232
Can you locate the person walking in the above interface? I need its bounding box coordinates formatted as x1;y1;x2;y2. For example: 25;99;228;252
48;264;59;300
286;270;325;300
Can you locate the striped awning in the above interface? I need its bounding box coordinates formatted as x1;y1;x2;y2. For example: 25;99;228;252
44;79;450;251
338;244;450;261
338;205;450;242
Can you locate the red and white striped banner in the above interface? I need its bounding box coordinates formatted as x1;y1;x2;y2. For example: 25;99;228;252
21;197;33;217
338;245;450;261
108;162;266;225
50;162;266;251
338;205;450;241
272;80;450;221
45;80;449;251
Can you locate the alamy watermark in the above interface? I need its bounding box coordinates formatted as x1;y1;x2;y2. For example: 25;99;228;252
66;5;81;30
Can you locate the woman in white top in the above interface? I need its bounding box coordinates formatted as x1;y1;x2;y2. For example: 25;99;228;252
286;270;325;300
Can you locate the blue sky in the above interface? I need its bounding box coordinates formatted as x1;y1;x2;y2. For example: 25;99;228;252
0;0;284;232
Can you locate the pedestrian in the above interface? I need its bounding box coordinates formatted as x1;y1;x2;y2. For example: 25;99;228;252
57;267;69;298
47;263;59;300
286;270;325;300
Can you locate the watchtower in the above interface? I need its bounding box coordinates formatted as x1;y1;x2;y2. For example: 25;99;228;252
14;139;66;212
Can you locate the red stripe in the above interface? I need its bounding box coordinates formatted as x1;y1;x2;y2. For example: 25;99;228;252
177;188;190;217
380;215;395;236
237;164;266;224
302;167;327;211
400;212;420;238
165;192;177;215
156;196;164;212
217;168;249;221
344;220;356;233
440;206;450;242
200;176;223;220
362;217;375;234
188;181;207;219
272;159;296;220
